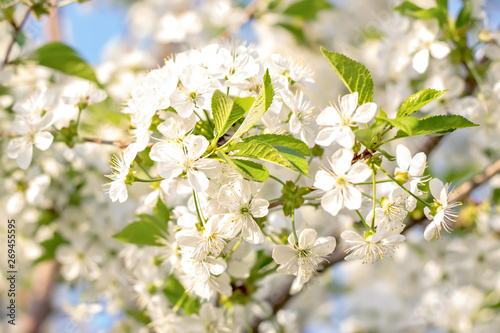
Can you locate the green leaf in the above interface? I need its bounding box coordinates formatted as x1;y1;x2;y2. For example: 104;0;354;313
193;120;215;140
153;198;172;230
320;47;374;104
212;90;233;136
217;151;269;182
113;221;164;246
397;89;446;117
31;2;50;19
377;148;396;161
227;69;274;142
284;0;332;20
33;42;100;84
456;2;472;28
277;23;307;45
230;139;309;176
394;1;447;26
436;0;448;11
391;115;478;138
164;275;200;315
354;120;387;148
281;180;312;216
243;134;310;156
34;232;69;264
212;90;254;140
492;188;500;205
394;1;423;12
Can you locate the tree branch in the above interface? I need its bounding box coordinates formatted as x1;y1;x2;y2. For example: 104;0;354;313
451;158;500;202
81;137;153;149
2;7;30;68
23;261;58;333
250;156;500;332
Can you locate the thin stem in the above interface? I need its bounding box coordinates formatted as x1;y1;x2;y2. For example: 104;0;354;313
258;264;279;278
203;109;214;128
465;60;484;87
262;229;280;244
134;177;164;183
227;238;242;257
376;165;431;207
371;169;376;229
193;110;203;121
354;179;392;185
269;175;286;186
356;210;370;230
301;203;321;208
192;190;206;226
361;191;380;204
172;292;188;312
268;198;283;203
136;162;153;179
2;8;30;68
75;106;83;131
291;209;299;244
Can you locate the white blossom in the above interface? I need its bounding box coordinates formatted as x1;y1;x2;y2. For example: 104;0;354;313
217;179;269;244
424;178;461;241
314;148;372;216
272;228;336;293
150;135;220;192
7;113;54;169
315;92;377;148
105;144;137;203
341;229;405;264
176;215;232;260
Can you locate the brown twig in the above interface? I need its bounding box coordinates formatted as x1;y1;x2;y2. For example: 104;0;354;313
2;7;30;68
451;158;500;202
81;137;153;149
23;261;58;333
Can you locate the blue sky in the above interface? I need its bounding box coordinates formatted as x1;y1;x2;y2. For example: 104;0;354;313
22;0;500;66
58;1;128;64
27;0;500;66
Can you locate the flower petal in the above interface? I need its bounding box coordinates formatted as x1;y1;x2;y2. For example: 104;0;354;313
396;144;411;172
329;148;353;175
316;106;342;126
313;170;336;191
335;126;355;148
188;169;209;192
315;127;338;146
311;236;336;256
351;102;377;123
342;185;362;210
321;187;343;216
340;92;358;116
346;162;372;183
251;198;269;218
413;49;429;73
429;178;444;203
298;228;317;249
272;245;296;265
340;230;364;243
241;217;264;244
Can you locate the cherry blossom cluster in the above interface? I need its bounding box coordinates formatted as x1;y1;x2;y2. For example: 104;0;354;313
5;0;499;331
100;41;463;310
